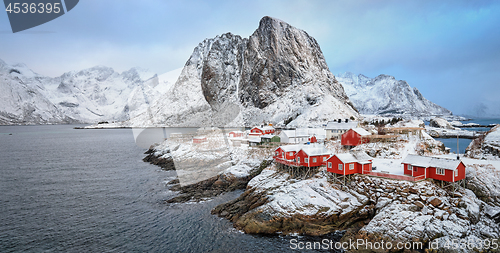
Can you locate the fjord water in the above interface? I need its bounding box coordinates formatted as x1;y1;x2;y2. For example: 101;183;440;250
0;125;322;253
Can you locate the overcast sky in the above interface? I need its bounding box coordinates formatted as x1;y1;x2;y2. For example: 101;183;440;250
1;0;499;117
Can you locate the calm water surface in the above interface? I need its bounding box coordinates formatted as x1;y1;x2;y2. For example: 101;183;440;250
0;125;335;253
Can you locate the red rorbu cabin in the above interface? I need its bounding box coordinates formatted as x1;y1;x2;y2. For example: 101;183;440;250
274;144;302;166
341;128;371;147
401;154;466;182
326;152;373;175
274;143;330;168
295;143;331;167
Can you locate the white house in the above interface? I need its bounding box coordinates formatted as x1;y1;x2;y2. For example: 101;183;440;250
325;119;358;139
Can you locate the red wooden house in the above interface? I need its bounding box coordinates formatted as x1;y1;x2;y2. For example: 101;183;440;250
249;126;275;136
326;152;373;175
274;144;302;162
295;143;331;167
274;143;330;168
401;154;466;182
341;128;371;147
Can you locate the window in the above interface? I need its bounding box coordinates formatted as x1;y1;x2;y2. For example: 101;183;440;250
454;169;458;177
323;157;327;161
413;167;418;172
408;165;412;171
275;151;279;156
313;158;317;163
436;168;445;175
289;152;293;156
349;164;354;170
339;164;343;171
305;158;309;163
297;157;300;163
328;162;332;168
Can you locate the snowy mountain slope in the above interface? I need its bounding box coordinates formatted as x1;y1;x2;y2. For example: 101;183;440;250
128;16;359;128
0;60;73;124
336;72;452;116
0;58;181;125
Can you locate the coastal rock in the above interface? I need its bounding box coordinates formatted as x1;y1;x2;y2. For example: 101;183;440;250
127;16;358;128
212;167;372;235
429;117;455;129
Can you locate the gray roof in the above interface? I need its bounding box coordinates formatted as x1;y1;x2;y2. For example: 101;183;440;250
402;154;462;170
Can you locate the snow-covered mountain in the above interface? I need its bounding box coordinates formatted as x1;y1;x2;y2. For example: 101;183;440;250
336;72;452;117
128;16;359;128
0;57;181;125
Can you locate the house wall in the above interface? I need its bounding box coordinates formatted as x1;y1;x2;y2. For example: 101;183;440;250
427;162;465;182
326;155;343;174
296;150;324;167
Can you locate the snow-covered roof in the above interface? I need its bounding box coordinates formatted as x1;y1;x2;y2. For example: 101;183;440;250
402;154;462;170
351;151;373;162
280;130;309;138
335;153;358;164
278;144;303;152
352;128;371;136
325;121;358;130
332;152;373;164
261;134;276;139
248;137;261;143
300;143;330;156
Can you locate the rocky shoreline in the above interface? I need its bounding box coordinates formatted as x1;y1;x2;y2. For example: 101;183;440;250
209;164;500;252
143;148;176;171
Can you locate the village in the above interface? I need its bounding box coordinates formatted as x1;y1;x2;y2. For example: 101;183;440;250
186;118;469;193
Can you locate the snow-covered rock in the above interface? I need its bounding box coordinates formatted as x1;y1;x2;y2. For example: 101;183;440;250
337;72;452;117
429;117;455;129
127;16;359;128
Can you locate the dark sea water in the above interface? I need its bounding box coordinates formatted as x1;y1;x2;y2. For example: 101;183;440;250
0;125;339;253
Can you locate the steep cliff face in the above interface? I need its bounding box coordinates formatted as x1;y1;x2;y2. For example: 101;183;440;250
337;72;452;116
130;16;359;127
239;17;348;109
